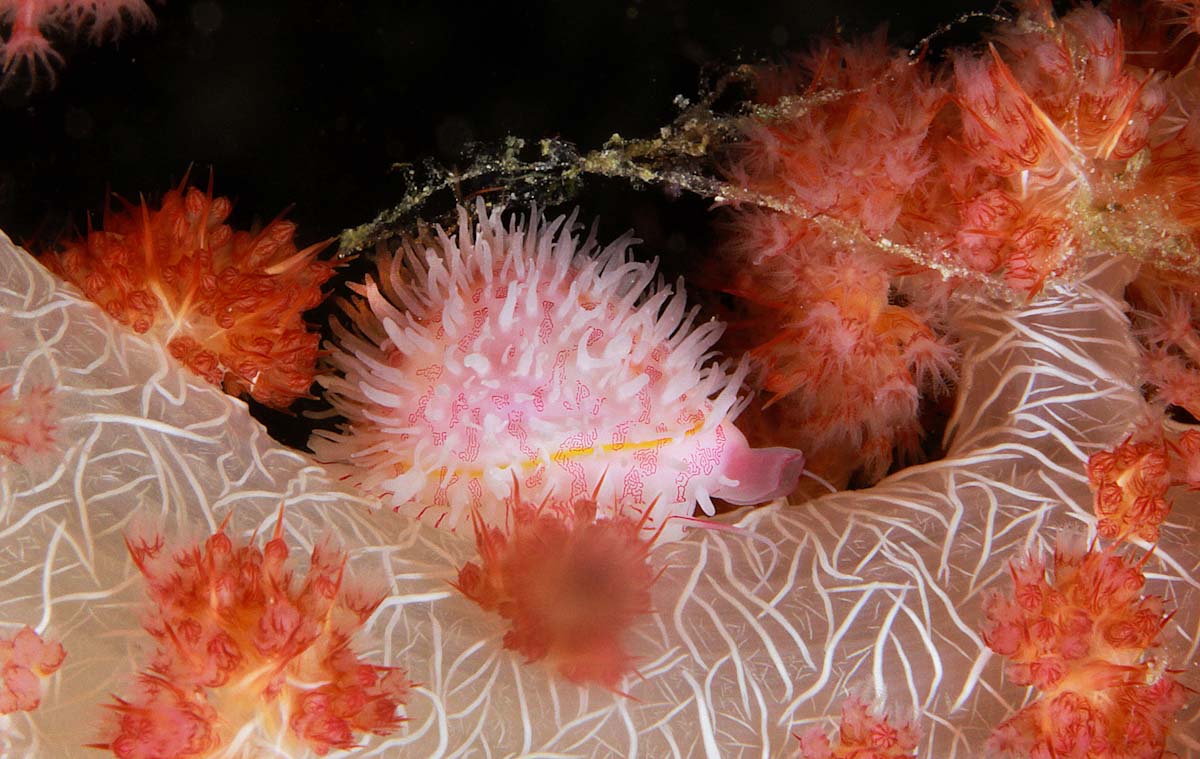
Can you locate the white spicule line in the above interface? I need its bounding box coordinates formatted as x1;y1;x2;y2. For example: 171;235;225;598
0;235;1197;757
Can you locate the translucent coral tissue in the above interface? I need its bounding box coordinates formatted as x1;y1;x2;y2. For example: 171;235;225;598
313;201;804;538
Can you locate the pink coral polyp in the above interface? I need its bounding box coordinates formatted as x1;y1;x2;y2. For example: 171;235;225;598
982;535;1187;757
0;626;66;714
312;201;803;538
39;178;335;410
94;510;409;757
0;0;155;87
796;696;919;759
1086;437;1173;543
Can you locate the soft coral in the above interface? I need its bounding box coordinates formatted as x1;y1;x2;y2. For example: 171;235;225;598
40;177;335;410
93;508;410;757
717;37;957;489
0;382;55;464
0;0;154;88
982;535;1189;757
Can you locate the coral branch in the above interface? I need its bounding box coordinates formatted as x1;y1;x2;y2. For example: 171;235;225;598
93;510;409;757
39;178;335;410
982;535;1189;757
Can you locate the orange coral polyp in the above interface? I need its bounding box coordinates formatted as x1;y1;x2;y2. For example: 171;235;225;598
796;696;920;758
39;179;335;410
1086;437;1174;543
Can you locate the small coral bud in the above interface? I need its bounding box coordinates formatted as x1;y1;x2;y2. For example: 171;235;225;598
0;626;66;714
796;696;919;758
39;177;335;410
1169;429;1200;487
1085;438;1174;543
0;383;56;464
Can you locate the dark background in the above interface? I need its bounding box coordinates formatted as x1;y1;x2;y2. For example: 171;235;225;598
0;0;999;444
0;0;1000;245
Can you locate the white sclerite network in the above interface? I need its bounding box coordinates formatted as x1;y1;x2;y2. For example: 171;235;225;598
0;231;1197;756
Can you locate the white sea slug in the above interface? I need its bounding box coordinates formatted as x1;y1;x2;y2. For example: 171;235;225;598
312;201;803;538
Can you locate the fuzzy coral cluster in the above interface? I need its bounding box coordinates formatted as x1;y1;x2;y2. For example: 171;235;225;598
1128;272;1200;420
313;201;804;538
454;492;657;692
981;535;1188;757
0;383;54;463
0;0;155;87
1085;429;1200;543
92;511;409;758
795;696;919;759
1086;437;1174;543
717;36;957;487
0;626;66;714
39;179;335;410
719;0;1200;487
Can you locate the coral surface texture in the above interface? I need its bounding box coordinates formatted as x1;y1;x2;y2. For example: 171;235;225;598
1;232;1198;755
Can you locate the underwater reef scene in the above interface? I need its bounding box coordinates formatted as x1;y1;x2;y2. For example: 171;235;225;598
4;0;1200;756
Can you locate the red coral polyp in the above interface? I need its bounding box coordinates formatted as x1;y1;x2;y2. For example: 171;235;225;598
795;696;920;758
39;178;335;410
93;509;409;757
982;535;1188;757
1086;437;1173;543
454;494;657;693
0;626;66;714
